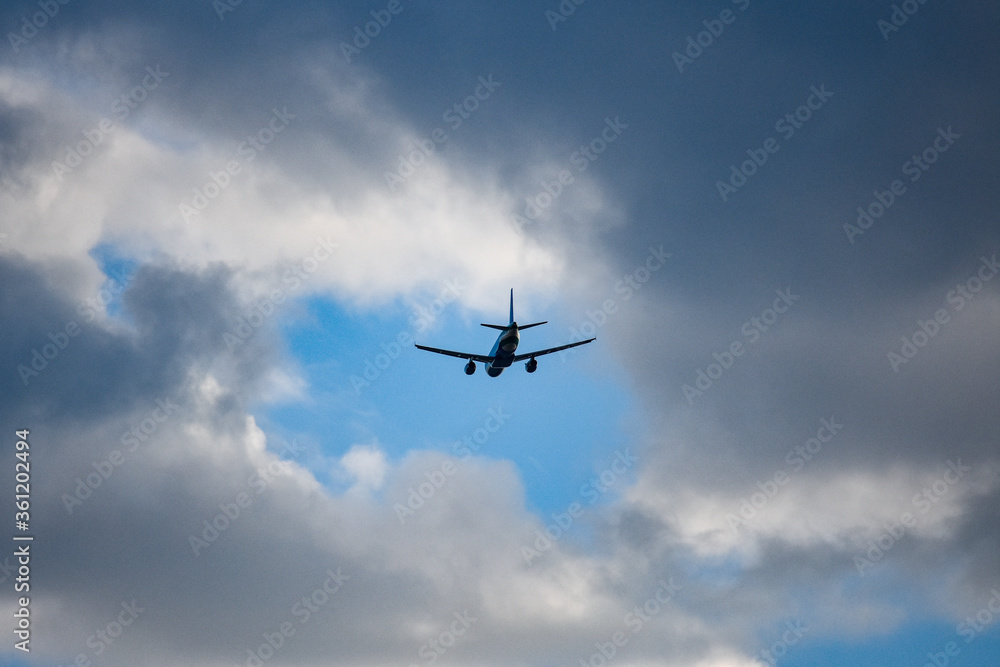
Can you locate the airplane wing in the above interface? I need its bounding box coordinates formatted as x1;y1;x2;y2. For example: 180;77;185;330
414;344;494;363
512;337;595;362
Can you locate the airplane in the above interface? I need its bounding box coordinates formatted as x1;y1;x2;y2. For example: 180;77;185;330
414;289;596;377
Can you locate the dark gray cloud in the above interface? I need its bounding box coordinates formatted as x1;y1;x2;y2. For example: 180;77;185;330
1;0;998;665
0;256;272;427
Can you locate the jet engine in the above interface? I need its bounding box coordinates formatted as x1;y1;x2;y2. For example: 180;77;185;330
525;357;537;373
464;360;476;375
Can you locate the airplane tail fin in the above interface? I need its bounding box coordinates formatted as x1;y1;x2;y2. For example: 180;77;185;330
481;288;516;329
479;289;546;329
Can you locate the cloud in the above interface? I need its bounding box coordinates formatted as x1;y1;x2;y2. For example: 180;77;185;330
0;31;596;315
0;257;713;666
3;1;999;665
339;443;388;491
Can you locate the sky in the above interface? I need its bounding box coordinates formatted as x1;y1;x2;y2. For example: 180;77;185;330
1;1;999;666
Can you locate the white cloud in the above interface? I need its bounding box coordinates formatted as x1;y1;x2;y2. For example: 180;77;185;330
630;462;996;563
339;443;388;491
0;65;603;317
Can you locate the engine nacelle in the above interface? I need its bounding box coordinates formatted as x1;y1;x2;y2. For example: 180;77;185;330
464;360;476;375
525;358;537;373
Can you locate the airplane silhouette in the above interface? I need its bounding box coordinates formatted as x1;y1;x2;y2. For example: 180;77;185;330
415;289;595;376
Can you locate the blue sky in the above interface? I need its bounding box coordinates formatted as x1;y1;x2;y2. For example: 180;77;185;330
259;291;636;517
1;1;999;666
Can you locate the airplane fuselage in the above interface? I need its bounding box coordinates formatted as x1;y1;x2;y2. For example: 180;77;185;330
413;288;595;376
485;324;519;376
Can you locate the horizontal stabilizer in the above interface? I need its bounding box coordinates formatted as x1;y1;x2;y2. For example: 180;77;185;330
480;323;507;331
518;321;547;330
